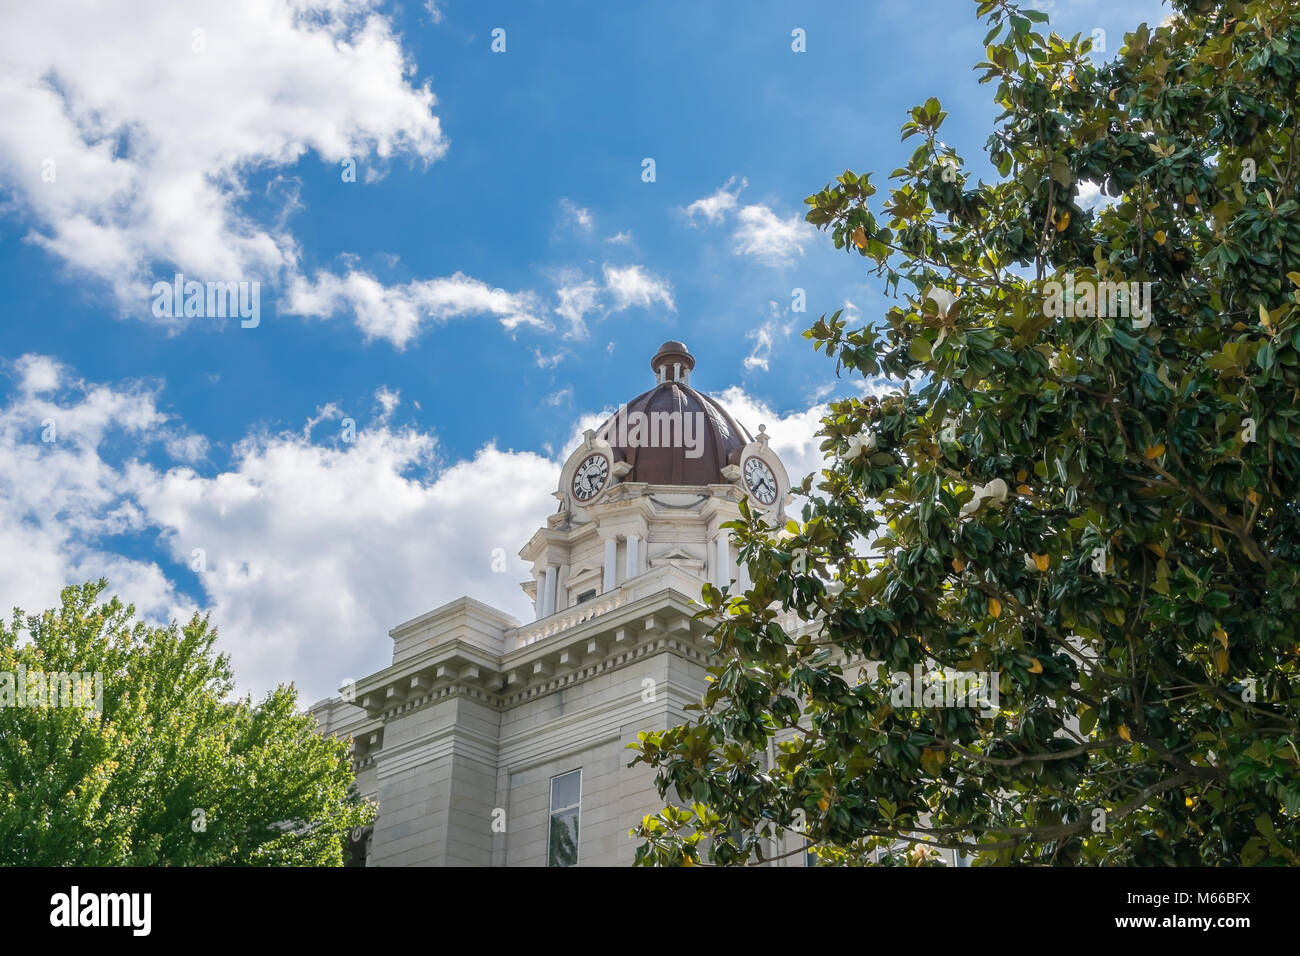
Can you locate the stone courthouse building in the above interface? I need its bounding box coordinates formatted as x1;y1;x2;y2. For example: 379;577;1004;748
309;341;805;866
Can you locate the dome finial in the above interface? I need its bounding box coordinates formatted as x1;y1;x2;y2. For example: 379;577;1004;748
650;341;695;384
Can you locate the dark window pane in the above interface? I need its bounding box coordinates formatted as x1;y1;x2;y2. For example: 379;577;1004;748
548;808;579;867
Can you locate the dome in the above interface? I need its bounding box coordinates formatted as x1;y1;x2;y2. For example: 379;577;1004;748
595;341;753;485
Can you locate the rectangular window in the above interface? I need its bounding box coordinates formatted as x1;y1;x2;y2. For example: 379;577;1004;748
547;769;581;867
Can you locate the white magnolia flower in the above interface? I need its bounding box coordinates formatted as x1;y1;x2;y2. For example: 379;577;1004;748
824;579;846;597
924;286;958;318
959;477;1010;518
983;477;1009;503
845;431;878;460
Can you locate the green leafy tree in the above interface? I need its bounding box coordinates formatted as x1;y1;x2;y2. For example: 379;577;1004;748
633;0;1300;866
0;580;374;865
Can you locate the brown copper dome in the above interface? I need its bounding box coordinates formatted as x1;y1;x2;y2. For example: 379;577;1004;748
596;342;752;485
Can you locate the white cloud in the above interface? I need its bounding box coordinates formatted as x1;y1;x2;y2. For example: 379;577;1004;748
285;270;546;348
128;431;558;705
732;204;813;266
551;263;676;339
684;176;811;266
164;432;209;463
743;314;791;372
544;387;573;407
686;176;747;225
559;198;593;233
605;231;633;244
11;354;62;394
554;277;603;339
0;358;560;703
602;263;675;313
424;0;446;23
0;368;196;634
374;387;401;420
532;347;567;368
0;0;446;307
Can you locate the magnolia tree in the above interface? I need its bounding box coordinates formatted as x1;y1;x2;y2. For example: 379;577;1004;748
632;0;1300;866
0;581;374;865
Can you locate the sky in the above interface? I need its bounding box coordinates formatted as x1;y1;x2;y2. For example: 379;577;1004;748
0;0;1169;704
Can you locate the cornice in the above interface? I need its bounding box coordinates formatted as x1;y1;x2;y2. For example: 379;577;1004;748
321;587;722;774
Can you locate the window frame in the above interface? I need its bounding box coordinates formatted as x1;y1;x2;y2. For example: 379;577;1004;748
546;768;582;867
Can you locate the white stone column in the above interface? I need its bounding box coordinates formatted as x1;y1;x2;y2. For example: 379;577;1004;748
625;535;640;580
541;565;558;618
603;538;618;593
738;555;751;592
715;533;731;588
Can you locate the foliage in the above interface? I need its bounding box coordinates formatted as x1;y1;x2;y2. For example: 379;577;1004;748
633;0;1300;866
0;580;373;865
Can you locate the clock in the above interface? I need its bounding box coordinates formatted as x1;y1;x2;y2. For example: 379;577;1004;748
743;457;777;505
572;454;609;501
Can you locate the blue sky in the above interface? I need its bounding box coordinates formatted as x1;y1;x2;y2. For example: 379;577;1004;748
0;0;1167;702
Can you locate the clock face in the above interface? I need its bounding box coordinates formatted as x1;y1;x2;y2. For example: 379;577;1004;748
572;454;609;501
743;457;778;505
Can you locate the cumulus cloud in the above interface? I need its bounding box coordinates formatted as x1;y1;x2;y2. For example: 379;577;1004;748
685;177;812;266
0;360;196;631
550;264;675;340
0;0;447;308
685;176;747;224
11;354;62;394
284;270;546;348
127;430;558;705
0;356;560;704
602;263;676;313
732;204;814;266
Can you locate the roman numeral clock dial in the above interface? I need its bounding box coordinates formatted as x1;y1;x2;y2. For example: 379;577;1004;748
572;454;609;502
743;457;777;505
